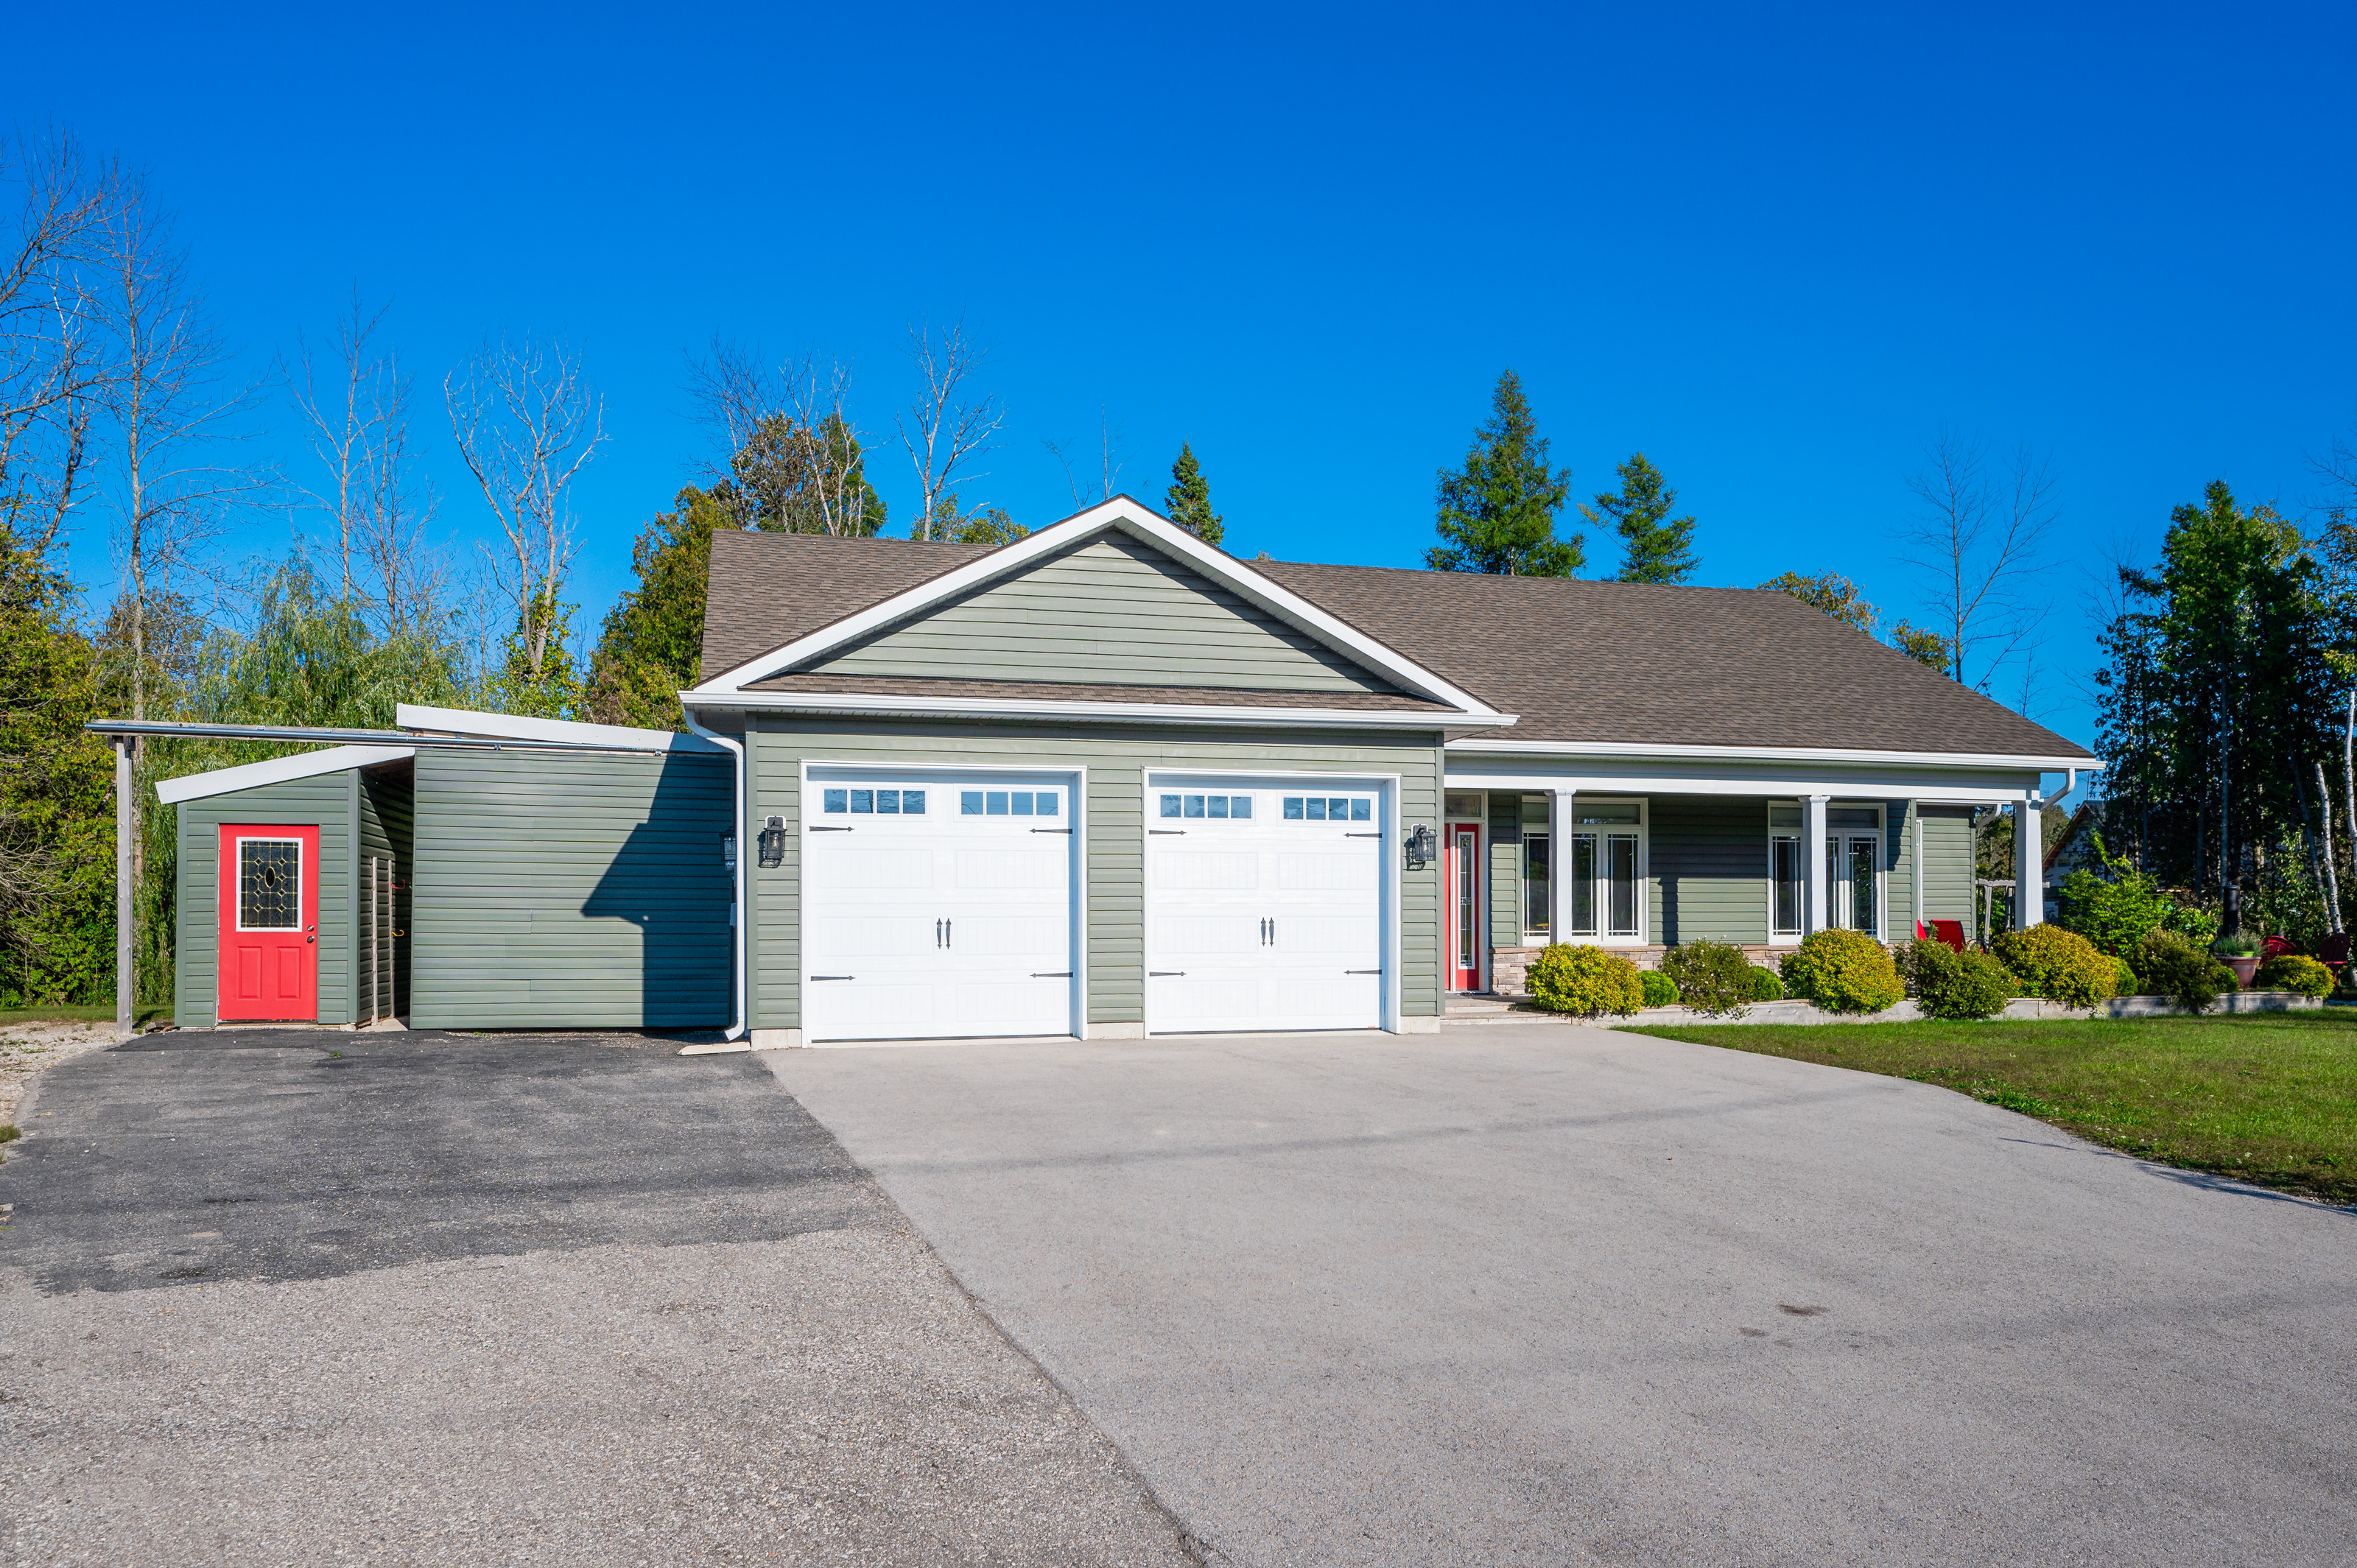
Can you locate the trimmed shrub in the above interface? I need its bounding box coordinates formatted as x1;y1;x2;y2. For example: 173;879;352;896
1746;965;1785;1002
1661;940;1754;1016
1780;928;1905;1014
2131;930;2235;1013
1640;969;1678;1008
1990;926;2118;1008
2110;955;2140;997
2253;953;2333;998
1905;938;2015;1020
1528;943;1644;1017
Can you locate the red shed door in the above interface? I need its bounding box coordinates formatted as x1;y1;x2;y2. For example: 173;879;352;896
217;824;320;1021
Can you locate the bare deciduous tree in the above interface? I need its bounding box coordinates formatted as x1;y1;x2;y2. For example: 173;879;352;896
94;175;267;725
290;295;446;636
0;130;122;553
686;340;882;535
446;336;604;685
1042;407;1127;513
896;321;1002;541
1897;429;2059;692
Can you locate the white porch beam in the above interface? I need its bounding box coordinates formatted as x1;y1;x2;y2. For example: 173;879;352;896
1442;767;2041;806
1551;789;1576;948
1802;795;1830;935
2015;800;2043;928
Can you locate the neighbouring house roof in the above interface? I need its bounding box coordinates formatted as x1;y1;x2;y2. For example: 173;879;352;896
695;516;2094;763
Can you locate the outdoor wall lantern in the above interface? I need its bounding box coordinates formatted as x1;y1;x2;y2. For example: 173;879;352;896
757;815;788;868
721;832;737;871
1405;823;1435;871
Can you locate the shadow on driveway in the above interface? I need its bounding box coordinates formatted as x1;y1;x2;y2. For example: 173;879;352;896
1;1027;885;1293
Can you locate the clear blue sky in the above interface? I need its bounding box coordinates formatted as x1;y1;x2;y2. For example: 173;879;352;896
17;1;2356;763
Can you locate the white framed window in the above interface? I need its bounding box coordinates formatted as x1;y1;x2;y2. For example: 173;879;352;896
1564;799;1645;945
234;836;303;932
1768;801;1883;939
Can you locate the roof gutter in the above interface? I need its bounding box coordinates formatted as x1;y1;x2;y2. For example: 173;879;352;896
84;719;674;754
1446;736;2101;772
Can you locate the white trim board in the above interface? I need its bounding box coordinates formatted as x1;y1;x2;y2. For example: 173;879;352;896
689;497;1509;720
686;688;1501;731
157;745;415;805
1449;737;2097;772
396;703;726;753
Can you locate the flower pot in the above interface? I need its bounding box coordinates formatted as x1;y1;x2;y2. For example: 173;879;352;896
2224;955;2261;989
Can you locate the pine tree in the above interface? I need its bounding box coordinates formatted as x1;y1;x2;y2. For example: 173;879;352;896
1425;370;1580;575
1584;454;1699;583
1164;443;1223;546
586;484;736;730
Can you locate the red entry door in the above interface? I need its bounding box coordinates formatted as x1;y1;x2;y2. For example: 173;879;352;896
217;823;320;1022
1447;820;1482;991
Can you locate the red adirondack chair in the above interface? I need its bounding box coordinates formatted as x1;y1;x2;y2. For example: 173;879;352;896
1916;920;1967;953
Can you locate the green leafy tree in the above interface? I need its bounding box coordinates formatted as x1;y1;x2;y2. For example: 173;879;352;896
732;412;886;535
1163;443;1223;546
1583;454;1697;583
948;504;1027;546
488;586;583;719
0;528;114;1005
1426;370;1581;575
2092;482;2345;925
586;485;734;731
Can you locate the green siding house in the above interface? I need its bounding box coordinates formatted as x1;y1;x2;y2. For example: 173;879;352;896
162;497;2092;1038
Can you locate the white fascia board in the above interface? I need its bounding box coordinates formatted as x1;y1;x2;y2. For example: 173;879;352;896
1447;737;2100;773
686;689;1510;731
396;703;724;753
690;499;1506;718
156;745;415;805
1444;769;2037;806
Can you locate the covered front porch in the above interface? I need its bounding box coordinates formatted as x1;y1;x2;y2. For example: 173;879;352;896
1439;746;2068;996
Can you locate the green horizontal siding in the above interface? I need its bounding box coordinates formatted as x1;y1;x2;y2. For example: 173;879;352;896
1919;807;1977;928
1487;792;1524;958
1650;795;1768;946
746;717;1444;1032
410;750;731;1030
175;775;354;1027
807;535;1396;694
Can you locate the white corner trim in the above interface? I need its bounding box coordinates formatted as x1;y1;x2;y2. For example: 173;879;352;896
686;688;1510;729
395;702;725;753
1447;736;2100;772
689;498;1507;718
156;745;415;805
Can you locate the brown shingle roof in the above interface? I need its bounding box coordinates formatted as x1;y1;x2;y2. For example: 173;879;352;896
698;529;2093;760
1254;560;2092;758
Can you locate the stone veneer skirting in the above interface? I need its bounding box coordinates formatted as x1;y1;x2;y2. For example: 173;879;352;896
1489;944;1802;997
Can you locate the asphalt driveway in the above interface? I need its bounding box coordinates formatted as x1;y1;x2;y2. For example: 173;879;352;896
767;1023;2357;1568
0;1028;1194;1566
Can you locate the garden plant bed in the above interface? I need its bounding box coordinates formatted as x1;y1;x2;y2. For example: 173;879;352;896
1629;1011;2357;1207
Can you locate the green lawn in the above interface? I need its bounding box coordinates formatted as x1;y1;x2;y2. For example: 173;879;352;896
0;1003;171;1029
1629;1011;2357;1207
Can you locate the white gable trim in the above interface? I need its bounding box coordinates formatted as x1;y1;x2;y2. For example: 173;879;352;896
686;688;1511;731
395;703;725;753
156;745;415;806
690;498;1506;718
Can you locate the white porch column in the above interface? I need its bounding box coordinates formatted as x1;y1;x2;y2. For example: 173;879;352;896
1802;794;1830;935
1551;789;1576;946
2014;798;2042;928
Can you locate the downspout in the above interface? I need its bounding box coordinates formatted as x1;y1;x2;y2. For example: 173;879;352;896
683;703;747;1043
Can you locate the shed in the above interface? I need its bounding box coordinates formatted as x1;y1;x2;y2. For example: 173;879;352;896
158;710;733;1030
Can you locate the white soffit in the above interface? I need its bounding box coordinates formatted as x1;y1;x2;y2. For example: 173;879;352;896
1446;737;2099;772
687;689;1508;729
396;703;725;753
692;498;1507;719
155;745;415;805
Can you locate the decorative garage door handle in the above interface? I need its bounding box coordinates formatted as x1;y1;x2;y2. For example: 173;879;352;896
1346;968;1384;974
1344;832;1383;838
1149;971;1184;977
1031;826;1072;834
812;974;854;981
1148;829;1184;835
1032;971;1073;978
811;826;853;832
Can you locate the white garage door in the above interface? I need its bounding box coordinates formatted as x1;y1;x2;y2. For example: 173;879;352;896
1146;783;1385;1033
804;777;1076;1041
